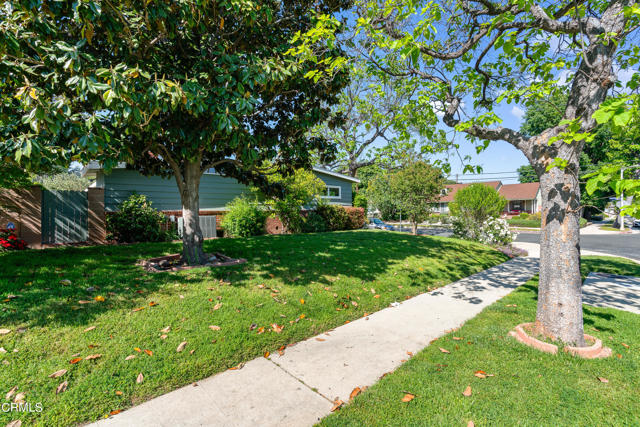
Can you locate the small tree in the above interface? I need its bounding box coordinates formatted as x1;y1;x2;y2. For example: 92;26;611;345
389;162;444;235
221;196;267;238
365;170;399;220
449;184;508;241
258;169;325;233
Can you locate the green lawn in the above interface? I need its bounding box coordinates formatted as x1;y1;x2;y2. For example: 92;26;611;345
0;230;508;426
508;218;588;228
321;256;640;426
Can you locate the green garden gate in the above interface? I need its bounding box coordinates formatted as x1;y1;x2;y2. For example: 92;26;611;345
41;190;88;244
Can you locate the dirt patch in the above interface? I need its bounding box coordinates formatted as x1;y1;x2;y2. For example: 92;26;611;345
140;252;246;273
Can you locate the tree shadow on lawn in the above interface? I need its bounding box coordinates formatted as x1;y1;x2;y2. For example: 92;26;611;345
204;230;504;289
0;230;505;329
0;242;204;328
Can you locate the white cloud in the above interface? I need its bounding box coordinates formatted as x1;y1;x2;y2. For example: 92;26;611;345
511;106;525;119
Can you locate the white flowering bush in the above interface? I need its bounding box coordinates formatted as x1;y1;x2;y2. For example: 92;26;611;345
452;216;516;246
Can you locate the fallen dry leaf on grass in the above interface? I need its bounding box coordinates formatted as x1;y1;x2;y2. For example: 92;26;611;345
6;420;22;427
125;355;136;361
330;399;344;412
160;334;168;340
160;326;171;333
213;303;222;310
401;393;416;402
474;370;487;379
467;421;475;427
6;386;18;400
597;377;609;383
271;323;283;333
69;358;82;364
49;369;67;378
56;381;68;394
13;392;25;403
110;409;122;416
209;325;221;331
0;329;12;335
85;354;102;360
83;326;96;333
78;300;93;304
621;343;629;349
177;341;187;352
349;387;361;401
115;391;123;396
439;347;450;354
134;347;142;353
462;386;472;397
264;351;270;358
136;373;144;384
452;336;463;341
144;350;153;357
373;294;380;299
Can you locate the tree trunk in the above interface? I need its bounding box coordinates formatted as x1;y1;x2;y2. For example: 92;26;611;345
411;221;418;235
536;162;585;346
179;161;207;265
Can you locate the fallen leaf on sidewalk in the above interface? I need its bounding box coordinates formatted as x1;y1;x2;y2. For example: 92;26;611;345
439;347;450;354
401;393;416;402
349;387;362;401
316;338;325;342
264;351;270;358
462;385;472;397
110;410;122;416
330;399;344;412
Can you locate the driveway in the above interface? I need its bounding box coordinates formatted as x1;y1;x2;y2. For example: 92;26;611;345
516;231;640;261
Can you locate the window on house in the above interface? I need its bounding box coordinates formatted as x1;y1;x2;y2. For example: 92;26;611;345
322;185;341;199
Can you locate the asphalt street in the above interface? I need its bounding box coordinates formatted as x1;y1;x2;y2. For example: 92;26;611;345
515;232;640;261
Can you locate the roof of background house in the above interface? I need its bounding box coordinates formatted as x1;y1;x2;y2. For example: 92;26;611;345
81;162;360;183
499;182;540;200
439;181;502;203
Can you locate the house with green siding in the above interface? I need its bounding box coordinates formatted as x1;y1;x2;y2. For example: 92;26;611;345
81;162;359;231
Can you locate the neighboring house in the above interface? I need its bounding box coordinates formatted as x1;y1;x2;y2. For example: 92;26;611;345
434;181;541;214
81;163;359;214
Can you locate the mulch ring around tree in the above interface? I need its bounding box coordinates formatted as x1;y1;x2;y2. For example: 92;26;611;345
140;252;246;273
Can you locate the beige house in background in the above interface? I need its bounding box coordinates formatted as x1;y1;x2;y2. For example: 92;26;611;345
434;181;542;214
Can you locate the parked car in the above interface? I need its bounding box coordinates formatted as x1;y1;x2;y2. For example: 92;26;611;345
632;217;640;228
368;218;394;231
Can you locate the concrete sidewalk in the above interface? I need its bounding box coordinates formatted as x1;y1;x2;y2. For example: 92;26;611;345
90;257;538;427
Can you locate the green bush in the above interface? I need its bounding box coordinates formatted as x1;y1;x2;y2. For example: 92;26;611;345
518;212;530;219
345;207;366;229
353;193;368;212
301;211;327;233
529;212;541;221
316;204;349;231
580;217;588;228
221;196;267;237
107;194;174;243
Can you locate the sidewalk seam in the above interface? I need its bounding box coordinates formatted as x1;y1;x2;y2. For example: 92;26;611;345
267;358;335;403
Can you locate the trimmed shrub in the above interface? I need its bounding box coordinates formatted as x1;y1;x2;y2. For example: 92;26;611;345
0;228;27;251
518;212;530;219
316;204;349;231
529;212;541;221
221;196;267;237
345;207;366;229
107;194;173;243
301;211;328;233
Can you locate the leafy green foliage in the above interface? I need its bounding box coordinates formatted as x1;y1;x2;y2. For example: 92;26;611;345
450;183;507;241
316;203;350;231
517;165;538;183
389;162;445;232
301;211;328;233
0;163;33;189
256;168;325;233
221;196;267;238
353;193;368;212
106;194;173;243
34;173;91;191
364;169;400;220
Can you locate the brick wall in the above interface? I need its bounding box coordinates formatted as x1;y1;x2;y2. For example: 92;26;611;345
0;185;43;248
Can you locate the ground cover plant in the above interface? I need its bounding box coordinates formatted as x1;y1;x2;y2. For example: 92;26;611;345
321;256;640;426
0;230;507;426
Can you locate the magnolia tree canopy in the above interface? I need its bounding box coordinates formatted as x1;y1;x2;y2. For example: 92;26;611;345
1;0;351;264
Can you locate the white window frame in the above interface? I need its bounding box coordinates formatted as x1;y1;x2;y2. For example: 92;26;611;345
322;185;341;199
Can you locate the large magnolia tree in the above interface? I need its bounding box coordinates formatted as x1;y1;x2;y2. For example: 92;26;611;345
357;0;640;345
1;0;350;264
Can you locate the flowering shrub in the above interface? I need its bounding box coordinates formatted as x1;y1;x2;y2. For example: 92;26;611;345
0;228;27;251
453;217;516;246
